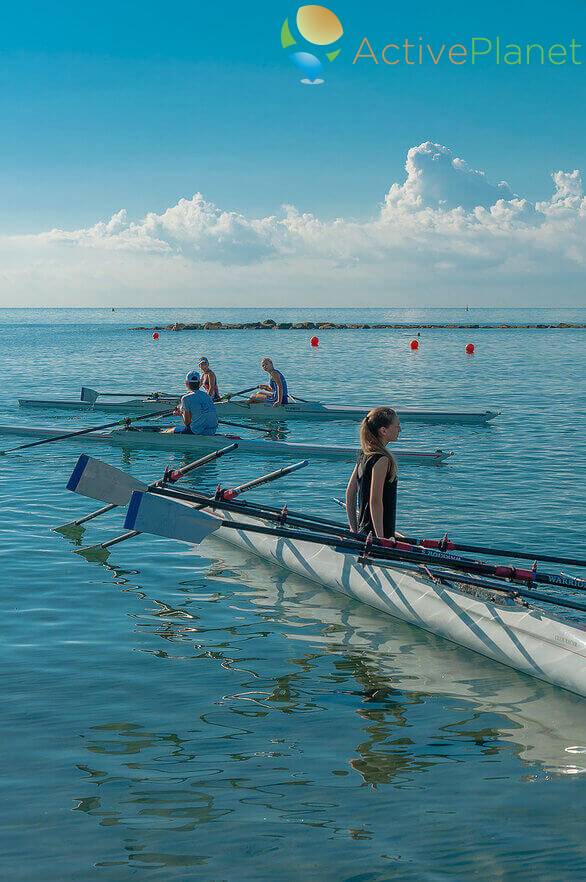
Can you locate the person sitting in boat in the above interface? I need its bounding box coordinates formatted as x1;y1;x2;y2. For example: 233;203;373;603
163;370;219;435
198;357;220;402
345;407;401;540
249;358;289;407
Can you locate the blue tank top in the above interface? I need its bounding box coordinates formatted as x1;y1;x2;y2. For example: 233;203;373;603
268;370;288;404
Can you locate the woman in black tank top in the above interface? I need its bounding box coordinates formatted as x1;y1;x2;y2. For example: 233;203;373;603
345;407;401;539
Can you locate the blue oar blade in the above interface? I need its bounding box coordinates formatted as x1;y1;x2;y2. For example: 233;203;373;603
66;454;147;505
124;491;222;544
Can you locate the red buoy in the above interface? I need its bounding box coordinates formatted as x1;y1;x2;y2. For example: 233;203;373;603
152;332;159;340
409;339;419;351
310;336;319;347
465;342;475;354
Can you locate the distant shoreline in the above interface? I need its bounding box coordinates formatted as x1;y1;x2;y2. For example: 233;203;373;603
131;319;586;331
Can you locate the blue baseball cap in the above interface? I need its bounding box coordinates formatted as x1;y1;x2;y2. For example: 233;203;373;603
185;370;200;384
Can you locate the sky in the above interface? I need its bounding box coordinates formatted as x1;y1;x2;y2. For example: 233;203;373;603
0;0;585;306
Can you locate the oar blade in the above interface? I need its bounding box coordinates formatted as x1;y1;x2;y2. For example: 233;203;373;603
81;386;99;404
66;454;147;505
124;491;222;544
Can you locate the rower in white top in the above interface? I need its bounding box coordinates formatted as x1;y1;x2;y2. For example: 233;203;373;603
248;358;289;408
163;371;219;435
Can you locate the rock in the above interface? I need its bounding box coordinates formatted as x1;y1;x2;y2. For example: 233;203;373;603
130;319;586;333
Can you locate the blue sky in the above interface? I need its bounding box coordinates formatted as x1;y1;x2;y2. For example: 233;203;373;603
0;0;584;305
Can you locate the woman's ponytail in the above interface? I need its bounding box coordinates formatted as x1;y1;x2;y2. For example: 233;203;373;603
359;407;398;479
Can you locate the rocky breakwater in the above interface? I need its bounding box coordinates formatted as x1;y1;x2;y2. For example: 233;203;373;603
131;318;586;331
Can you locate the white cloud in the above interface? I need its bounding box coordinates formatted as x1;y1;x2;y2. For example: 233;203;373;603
383;141;517;211
2;141;585;305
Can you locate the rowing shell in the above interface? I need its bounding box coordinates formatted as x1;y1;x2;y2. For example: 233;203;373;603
0;424;453;465
17;397;500;425
207;507;586;698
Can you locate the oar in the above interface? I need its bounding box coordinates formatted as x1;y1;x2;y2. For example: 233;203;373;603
331;498;586;570
122;491;586;592
56;443;238;529
217;418;280;436
229;497;347;534
70;458;308;555
157;485;349;537
82;386;261;404
218;386;259;402
416;537;586;570
0;407;177;456
63;454;338;535
219;461;308;499
425;567;586;615
81;387;179;404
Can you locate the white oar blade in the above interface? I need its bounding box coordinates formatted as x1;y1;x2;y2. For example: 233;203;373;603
124;491;222;544
66;454;146;505
80;386;99;404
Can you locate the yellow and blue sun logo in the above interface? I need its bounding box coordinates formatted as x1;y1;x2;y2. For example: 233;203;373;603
281;5;344;85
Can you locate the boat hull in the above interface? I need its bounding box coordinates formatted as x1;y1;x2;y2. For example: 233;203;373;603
17;397;500;425
210;508;586;698
213;543;586;773
0;424;452;465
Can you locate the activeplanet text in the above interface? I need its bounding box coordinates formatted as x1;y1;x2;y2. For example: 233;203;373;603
352;36;582;66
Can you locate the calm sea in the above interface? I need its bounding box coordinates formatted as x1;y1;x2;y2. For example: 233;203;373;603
1;308;585;881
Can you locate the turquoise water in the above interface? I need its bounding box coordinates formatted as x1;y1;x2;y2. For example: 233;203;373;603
1;308;586;881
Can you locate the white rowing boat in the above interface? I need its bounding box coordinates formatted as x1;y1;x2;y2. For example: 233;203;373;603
17;396;500;425
145;501;586;697
0;424;453;465
62;453;586;699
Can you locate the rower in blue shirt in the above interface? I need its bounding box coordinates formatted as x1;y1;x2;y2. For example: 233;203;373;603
163;370;219;435
249;358;289;407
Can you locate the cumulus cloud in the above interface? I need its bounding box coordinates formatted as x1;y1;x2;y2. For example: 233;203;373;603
37;195;281;263
3;141;586;305
383;142;517;211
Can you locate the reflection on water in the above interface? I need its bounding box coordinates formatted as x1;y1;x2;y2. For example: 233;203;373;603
65;540;586;878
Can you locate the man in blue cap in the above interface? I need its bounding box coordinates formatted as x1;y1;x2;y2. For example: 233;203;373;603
163;370;219;435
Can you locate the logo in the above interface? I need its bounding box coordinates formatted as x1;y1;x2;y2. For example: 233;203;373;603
281;5;344;85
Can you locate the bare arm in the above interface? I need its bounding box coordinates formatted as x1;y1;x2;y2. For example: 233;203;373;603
345;465;359;533
179;399;192;427
369;457;390;539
